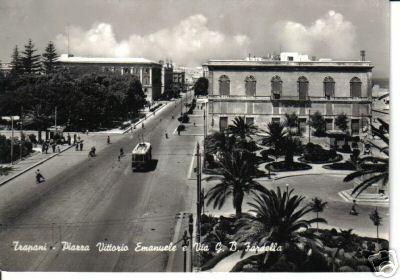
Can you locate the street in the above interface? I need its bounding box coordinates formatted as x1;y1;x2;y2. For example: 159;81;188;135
0;98;199;272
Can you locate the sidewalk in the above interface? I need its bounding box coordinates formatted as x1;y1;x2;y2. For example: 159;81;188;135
0;143;73;186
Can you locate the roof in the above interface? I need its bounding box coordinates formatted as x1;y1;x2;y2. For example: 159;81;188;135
132;142;151;155
58;54;160;65
203;59;373;69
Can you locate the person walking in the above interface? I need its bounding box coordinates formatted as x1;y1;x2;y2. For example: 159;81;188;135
35;169;45;183
73;133;77;144
75;142;79;151
107;136;110;144
67;133;71;145
80;141;83;151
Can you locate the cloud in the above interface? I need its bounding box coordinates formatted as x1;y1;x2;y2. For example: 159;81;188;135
55;14;250;65
274;10;357;59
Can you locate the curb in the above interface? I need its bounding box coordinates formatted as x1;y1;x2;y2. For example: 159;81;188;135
122;102;169;134
0;144;74;187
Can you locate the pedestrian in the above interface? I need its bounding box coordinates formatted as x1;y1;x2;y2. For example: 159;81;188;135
41;143;45;154
73;133;77;144
194;122;196;127
56;146;61;153
75;142;79;151
52;143;56;153
35;169;45;183
80;141;83;151
45;143;49;154
67;133;71;145
107;136;110;144
86;130;89;135
77;135;81;142
142;123;144;129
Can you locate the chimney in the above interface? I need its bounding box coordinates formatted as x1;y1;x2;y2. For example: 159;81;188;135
360;50;366;61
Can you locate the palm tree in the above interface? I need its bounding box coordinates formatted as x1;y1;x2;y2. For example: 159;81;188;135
262;122;287;160
228;116;258;140
369;207;382;243
230;187;326;271
309;197;328;231
205;131;236;155
281;136;303;167
284;112;300;136
344;118;389;196
205;150;265;219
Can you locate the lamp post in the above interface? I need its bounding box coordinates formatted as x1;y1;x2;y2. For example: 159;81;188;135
308;109;311;143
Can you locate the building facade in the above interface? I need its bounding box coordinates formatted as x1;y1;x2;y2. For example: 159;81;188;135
58;54;162;104
203;57;373;135
173;70;186;92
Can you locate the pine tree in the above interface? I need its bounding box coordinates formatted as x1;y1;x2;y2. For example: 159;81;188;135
10;45;23;75
22;39;41;74
42;41;59;74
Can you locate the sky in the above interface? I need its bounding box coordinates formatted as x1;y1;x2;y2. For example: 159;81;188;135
0;0;390;77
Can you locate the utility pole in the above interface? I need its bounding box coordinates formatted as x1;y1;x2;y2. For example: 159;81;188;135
188;214;193;272
11;116;14;165
55;106;57;136
196;143;202;244
20;107;23;162
182;230;189;272
308;109;311;143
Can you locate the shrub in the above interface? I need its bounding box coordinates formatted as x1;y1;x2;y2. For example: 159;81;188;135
178;113;190;123
28;134;37;144
177;124;185;132
302;143;341;163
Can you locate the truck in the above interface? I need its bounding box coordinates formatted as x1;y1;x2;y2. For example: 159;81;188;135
131;142;152;170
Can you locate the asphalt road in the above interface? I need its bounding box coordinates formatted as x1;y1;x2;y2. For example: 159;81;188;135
0;98;198;272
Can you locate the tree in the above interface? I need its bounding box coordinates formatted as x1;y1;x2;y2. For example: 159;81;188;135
308;111;326;136
344;118;389;196
309;197;328;231
262;122;287;160
334;113;349;133
21;39;41;74
369;207;382;243
281;136;303;167
194;77;209;96
284;112;300;136
231;187;326;271
205;150;265;219
10;45;23;75
228;116;258;140
42;41;59;74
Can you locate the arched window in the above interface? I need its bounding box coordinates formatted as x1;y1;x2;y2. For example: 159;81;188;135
350;77;362;98
298;76;309;100
219;75;230;95
245;76;256;96
271;75;282;99
324;76;335;99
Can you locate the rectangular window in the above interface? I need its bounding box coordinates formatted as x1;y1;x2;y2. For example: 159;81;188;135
299;118;307;134
326;119;333;131
351;119;360;135
245;117;254;125
219;117;228;132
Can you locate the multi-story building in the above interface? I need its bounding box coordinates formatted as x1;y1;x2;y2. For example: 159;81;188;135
203;53;373;135
161;61;174;94
58;54;162;103
173;70;186;92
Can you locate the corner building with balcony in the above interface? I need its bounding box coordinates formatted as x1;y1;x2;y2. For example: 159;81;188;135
203;57;373;135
